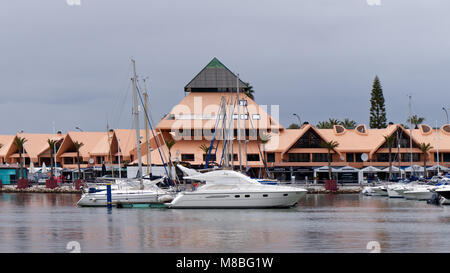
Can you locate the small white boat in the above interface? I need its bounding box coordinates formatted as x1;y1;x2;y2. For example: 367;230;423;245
77;178;174;207
165;168;307;209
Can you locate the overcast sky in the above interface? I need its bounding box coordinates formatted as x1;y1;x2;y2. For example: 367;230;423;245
1;0;449;134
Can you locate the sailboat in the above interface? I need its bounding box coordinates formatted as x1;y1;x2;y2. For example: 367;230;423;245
77;60;175;207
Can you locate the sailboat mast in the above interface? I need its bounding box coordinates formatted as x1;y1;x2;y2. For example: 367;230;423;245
229;89;234;169
237;73;242;172
222;97;229;168
397;129;401;178
117;137;121;179
107;122;114;178
436;120;440;174
131;59;143;187
143;77;151;178
408;95;413;176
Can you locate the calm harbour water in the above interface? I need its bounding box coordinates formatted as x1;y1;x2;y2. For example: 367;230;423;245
1;192;450;253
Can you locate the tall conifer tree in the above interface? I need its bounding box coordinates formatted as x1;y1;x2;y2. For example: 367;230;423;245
369;76;387;128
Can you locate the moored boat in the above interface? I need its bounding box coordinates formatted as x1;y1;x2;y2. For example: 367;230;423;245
165;169;307;209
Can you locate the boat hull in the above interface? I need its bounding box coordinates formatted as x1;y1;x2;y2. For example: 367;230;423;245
165;190;307;209
77;190;172;207
387;188;407;198
403;190;433;201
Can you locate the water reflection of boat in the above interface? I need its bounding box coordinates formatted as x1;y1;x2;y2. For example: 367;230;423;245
362;185;388;196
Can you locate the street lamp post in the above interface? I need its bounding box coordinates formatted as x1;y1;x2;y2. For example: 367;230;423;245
293;113;301;127
443;107;449;124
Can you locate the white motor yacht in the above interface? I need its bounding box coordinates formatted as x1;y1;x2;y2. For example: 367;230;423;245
165;168;307;209
77;177;174;207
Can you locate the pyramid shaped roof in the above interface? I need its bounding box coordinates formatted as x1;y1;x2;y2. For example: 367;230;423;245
184;57;248;92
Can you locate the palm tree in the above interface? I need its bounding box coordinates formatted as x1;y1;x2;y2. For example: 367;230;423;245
259;132;271;178
407;115;425;129
287;123;301;129
419;142;433;178
317;118;340;129
243;82;254;100
320;140;339;180
340;119;357;129
14;136;27;179
47;139;57;179
73;141;84;180
383;134;396;181
199;144;210;165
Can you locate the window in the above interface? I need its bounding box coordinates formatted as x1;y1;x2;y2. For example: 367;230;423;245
401;153;420;162
376;154;390;162
181;154;195;162
443;153;450;162
382;129;418;148
239;100;248;106
247;154;260;161
355;153;363;162
346;153;355;163
234;195;240;198
228;154;238;161
245;195;250;198
312;153;329;162
232;114;248;120
96;156;103;164
434;153;441;162
266;153;275;163
202;154;216;162
252;114;260;120
292;129;323;148
64;158;74;164
288;153;310;162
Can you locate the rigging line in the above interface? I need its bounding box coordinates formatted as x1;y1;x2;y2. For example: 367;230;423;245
205;98;226;169
145;101;176;181
113;80;132;129
110;62;133;128
144;95;173;178
244;104;270;178
145;98;170;164
219;96;234;168
135;85;172;183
